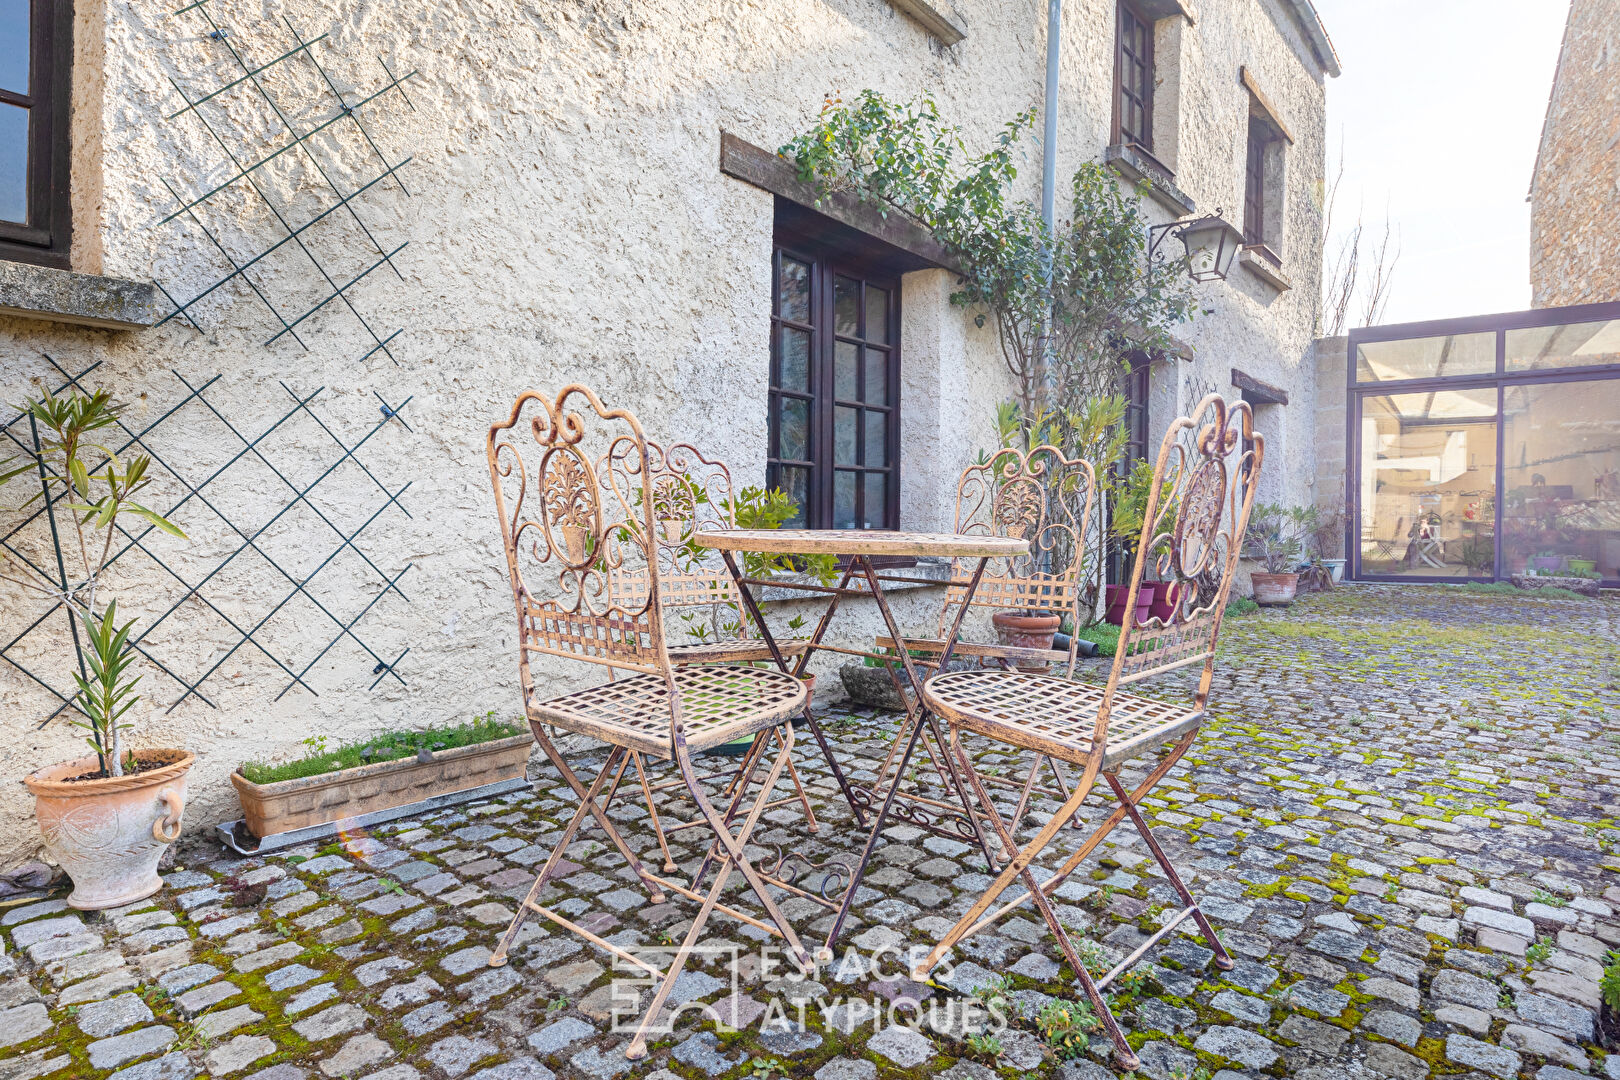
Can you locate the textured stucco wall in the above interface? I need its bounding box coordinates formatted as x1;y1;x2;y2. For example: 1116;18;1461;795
0;0;1330;862
1530;0;1620;308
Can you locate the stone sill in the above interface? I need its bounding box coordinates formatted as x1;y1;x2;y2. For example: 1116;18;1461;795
0;261;157;330
752;557;951;603
885;0;966;44
1239;248;1292;292
1104;144;1196;216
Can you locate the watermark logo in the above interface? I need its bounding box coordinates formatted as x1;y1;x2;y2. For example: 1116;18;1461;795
606;943;1008;1037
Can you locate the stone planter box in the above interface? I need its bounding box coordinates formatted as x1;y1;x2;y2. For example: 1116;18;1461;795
230;734;533;839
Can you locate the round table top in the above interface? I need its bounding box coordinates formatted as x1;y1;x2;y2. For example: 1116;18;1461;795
692;529;1030;558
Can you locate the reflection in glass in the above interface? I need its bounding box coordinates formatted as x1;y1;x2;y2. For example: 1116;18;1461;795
864;411;887;467
779;327;810;391
778;466;809;528
778;258;810;322
1501;379;1620;580
863;347;887;404
1356;332;1495;383
0;4;27;96
834;406;856;464
863;473;886;529
834;275;859;336
1506;320;1620;372
866;286;888;341
834;341;858;400
1359;391;1497;578
0;102;26;225
833;470;857;529
777;399;810;461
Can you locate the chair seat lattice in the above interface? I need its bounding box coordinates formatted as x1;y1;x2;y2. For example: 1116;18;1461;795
529;664;805;760
923;669;1201;770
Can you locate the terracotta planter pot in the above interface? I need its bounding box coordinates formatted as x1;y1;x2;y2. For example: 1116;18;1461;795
1251;571;1300;605
24;749;194;911
231;734;532;840
991;609;1062;672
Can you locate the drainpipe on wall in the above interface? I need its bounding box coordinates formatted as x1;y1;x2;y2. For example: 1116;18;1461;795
1041;0;1061;230
1037;0;1063;413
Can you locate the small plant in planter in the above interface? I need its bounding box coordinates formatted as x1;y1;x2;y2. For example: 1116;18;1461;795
2;388;193;909
1243;503;1318;606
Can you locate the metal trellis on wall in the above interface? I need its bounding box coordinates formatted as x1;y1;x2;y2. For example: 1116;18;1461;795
0;359;413;726
155;0;417;364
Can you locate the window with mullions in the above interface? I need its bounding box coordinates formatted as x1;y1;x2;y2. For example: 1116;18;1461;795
1;0;71;267
1114;0;1154;152
768;245;899;530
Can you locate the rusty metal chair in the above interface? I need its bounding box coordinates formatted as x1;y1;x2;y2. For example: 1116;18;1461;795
911;395;1262;1071
484;386;814;1058
601;439;820;872
871;445;1097;841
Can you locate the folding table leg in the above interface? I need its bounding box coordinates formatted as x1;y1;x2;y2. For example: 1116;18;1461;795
719;549;864;824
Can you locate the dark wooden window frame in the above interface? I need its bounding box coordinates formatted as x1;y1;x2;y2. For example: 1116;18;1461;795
768;239;902;533
1243;114;1282;265
1;0;73;268
1113;0;1155;153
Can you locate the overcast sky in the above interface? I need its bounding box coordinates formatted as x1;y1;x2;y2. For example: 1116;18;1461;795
1310;0;1570;329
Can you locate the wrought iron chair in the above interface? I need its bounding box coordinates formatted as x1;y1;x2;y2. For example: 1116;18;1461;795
870;445;1097;839
601;439;820;872
484;386;814;1059
911;395;1262;1071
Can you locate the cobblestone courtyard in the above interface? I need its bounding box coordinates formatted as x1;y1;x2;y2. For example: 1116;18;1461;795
2;585;1617;1080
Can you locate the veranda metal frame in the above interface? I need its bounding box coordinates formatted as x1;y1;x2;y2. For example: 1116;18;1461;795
1345;299;1620;586
914;394;1263;1071
483;385;816;1059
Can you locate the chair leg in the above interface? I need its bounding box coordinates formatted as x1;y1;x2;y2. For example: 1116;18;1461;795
630;751;679;874
937;735;1140;1071
1105;772;1234;971
778;727;820;833
490;747;627;967
531;726;667;904
626;726;811;1059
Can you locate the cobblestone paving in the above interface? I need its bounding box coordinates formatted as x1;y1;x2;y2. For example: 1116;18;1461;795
2;585;1617;1080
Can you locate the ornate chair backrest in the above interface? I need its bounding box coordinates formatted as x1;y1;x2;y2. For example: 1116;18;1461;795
941;445;1097;653
486;386;673;704
602;441;756;641
1095;394;1262;737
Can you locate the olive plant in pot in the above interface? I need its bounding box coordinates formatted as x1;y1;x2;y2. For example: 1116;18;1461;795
1;389;192;909
1243;504;1317;606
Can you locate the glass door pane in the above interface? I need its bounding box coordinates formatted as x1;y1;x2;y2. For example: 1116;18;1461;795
1501;378;1620;580
1358;390;1497;577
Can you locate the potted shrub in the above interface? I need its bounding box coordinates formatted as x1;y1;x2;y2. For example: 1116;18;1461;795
1530;551;1564;573
1103;459;1172;626
1244;504;1317;606
230;714;530;841
2;389;193;909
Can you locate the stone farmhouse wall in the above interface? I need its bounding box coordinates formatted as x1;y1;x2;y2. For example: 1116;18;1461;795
0;0;1331;861
1530;0;1620;308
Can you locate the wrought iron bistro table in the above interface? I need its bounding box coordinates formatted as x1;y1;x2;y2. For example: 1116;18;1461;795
692;528;1029;952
